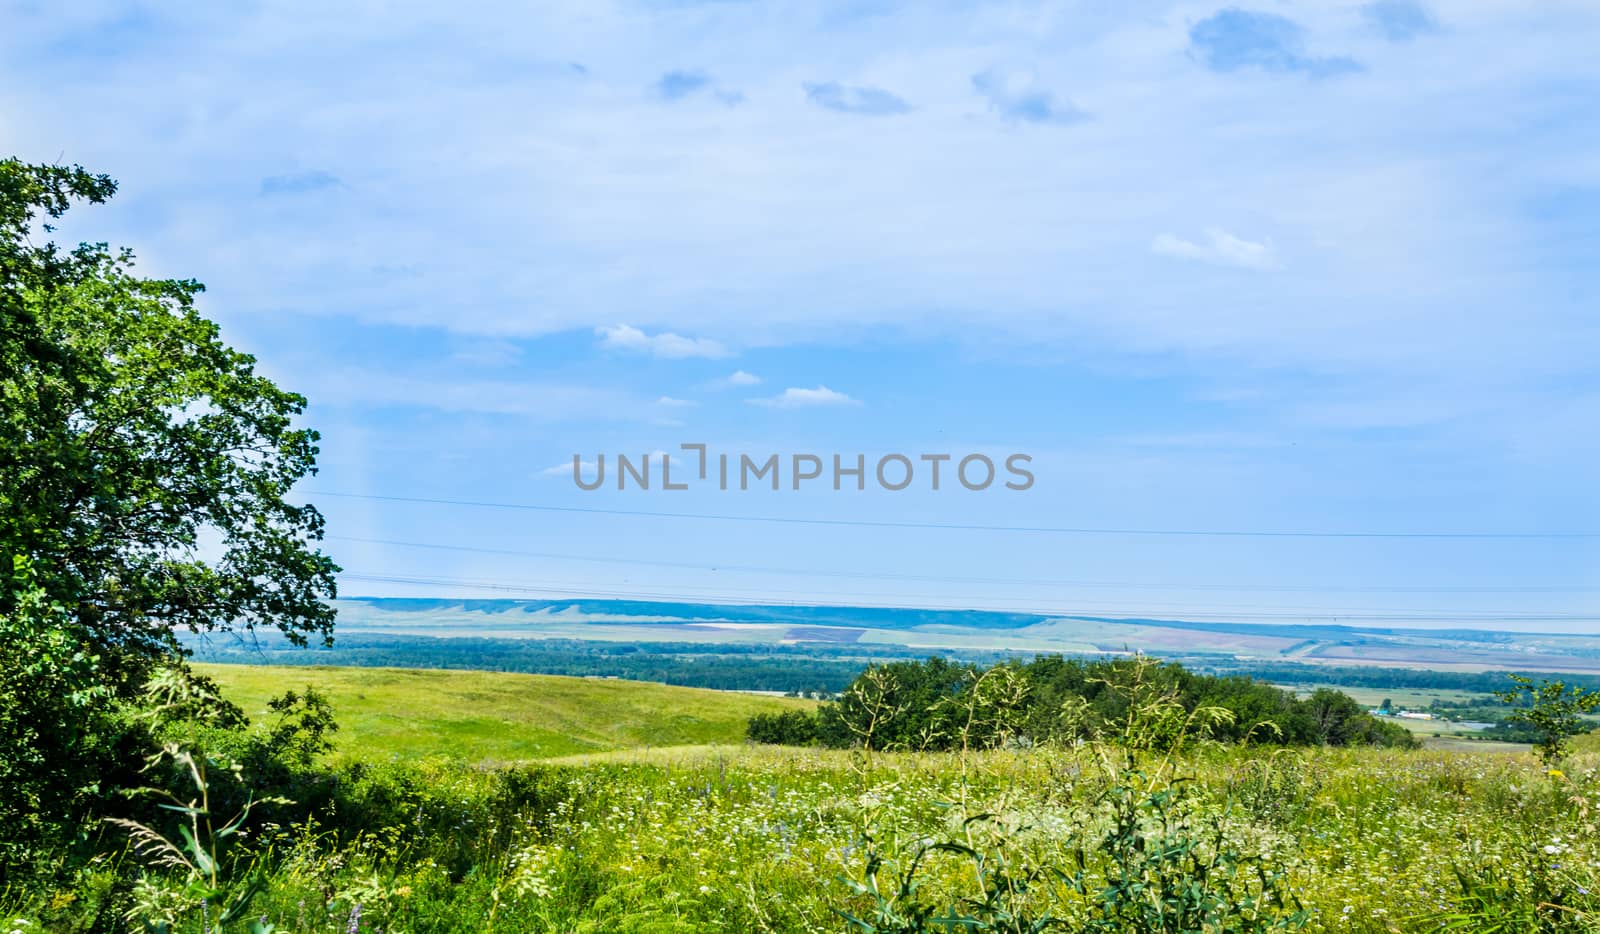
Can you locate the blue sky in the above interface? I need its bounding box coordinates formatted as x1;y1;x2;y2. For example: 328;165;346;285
5;0;1599;629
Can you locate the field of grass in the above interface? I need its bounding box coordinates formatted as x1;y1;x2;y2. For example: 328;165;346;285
82;733;1600;931
1277;682;1599;748
1423;733;1532;752
1275;683;1493;710
199;663;813;761
1275;683;1531;748
23;664;1600;932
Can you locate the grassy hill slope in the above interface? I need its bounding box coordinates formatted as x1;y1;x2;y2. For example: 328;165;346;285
199;663;814;762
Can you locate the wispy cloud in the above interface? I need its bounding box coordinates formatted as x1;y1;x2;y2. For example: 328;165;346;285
448;340;521;368
1151;229;1277;270
307;369;640;420
596;325;729;359
971;68;1087;125
1362;0;1440;41
542;458;599;478
1188;10;1361;78
750;385;860;408
655;70;743;105
803;81;910;116
260;170;342;195
1119;431;1286;450
705;370;761;390
655;395;696;407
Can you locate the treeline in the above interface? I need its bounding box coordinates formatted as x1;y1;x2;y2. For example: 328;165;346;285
189;632;1600;700
748;656;1419;751
1211;661;1600;694
185;634;889;694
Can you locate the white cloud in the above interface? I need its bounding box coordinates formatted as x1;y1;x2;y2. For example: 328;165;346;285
542;458;599;477
595;325;729;359
1151;230;1278;271
705;370;762;390
750;385;860;408
542;449;673;477
655;395;696;407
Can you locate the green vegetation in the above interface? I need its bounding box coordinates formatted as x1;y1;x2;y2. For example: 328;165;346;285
1;157;337;883
0;558;120;874
0;158;337;661
187;632;895;694
8;664;1600;932
1199;663;1600;695
200;663;813;761
1260;683;1597;750
749;656;1417;752
1496;675;1600;765
189;625;1600;698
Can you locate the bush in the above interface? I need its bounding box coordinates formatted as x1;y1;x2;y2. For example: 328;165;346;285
791;655;1417;753
0;559;120;880
746;710;819;746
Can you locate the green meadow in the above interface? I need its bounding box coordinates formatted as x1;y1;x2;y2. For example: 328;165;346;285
204;660;1539;759
14;661;1598;933
21;658;1600;927
199;663;813;762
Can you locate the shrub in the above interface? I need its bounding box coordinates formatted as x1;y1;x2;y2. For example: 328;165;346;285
0;558;119;880
746;710;819;746
791;655;1414;754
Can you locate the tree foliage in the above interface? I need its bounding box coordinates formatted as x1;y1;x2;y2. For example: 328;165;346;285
0;156;338;682
755;655;1418;752
1496;674;1600;766
0;557;119;873
745;710;819;746
0;157;339;882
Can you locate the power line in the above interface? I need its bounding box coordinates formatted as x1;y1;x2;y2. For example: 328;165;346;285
327;534;1600;595
305;490;1600;540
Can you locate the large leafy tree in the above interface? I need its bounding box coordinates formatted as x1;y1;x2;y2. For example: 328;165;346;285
0;158;339;687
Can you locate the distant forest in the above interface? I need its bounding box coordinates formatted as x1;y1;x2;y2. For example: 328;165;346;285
186;632;1600;697
184;633;995;693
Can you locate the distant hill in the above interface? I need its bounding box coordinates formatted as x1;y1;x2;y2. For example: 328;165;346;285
305;597;1600;674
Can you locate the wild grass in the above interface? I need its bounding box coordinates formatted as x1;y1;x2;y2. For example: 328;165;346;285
16;740;1598;931
12;670;1600;932
196;663;814;762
